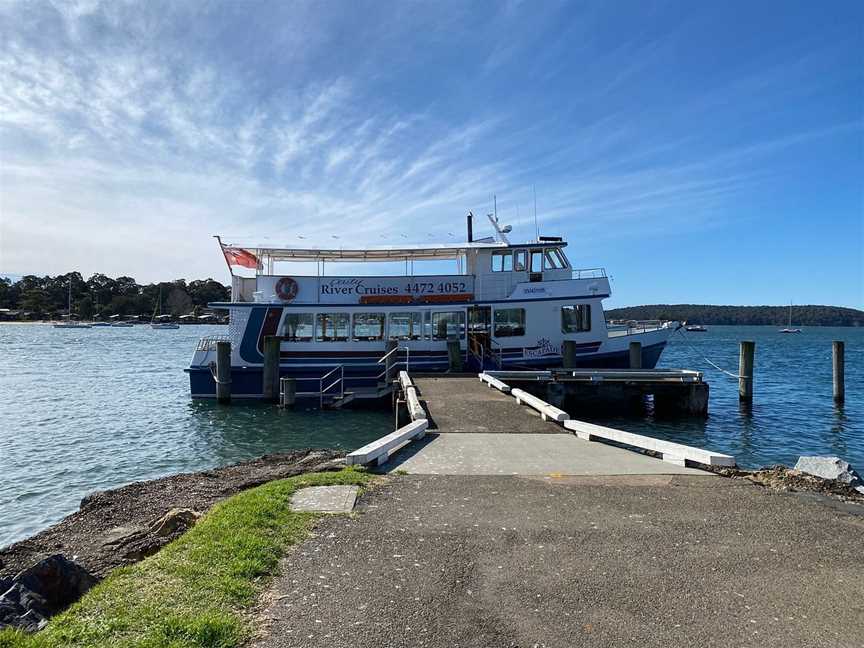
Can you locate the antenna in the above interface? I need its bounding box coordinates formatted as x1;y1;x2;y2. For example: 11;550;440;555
493;194;497;222
485;212;512;244
533;185;538;241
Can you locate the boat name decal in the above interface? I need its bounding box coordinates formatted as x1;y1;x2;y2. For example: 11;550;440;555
524;337;561;359
318;278;469;298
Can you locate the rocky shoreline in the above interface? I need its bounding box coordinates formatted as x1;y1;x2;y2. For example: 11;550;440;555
1;450;344;580
0;450;344;630
2;449;861;633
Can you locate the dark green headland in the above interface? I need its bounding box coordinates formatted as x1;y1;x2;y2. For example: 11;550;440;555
606;304;864;327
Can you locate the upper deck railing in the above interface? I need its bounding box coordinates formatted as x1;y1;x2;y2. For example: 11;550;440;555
571;268;607;279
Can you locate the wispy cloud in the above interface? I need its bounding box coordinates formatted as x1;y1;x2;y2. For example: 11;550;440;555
0;0;860;287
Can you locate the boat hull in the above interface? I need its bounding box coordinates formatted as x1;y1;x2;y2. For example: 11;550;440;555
186;341;667;399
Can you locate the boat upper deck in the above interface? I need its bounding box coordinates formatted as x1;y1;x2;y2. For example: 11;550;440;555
218;227;609;305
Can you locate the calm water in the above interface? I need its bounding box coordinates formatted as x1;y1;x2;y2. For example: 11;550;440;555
0;323;861;547
0;324;390;547
612;325;862;471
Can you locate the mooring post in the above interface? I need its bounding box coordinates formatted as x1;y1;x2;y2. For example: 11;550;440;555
447;334;463;372
262;335;281;402
738;340;755;402
563;340;576;369
215;341;231;404
385;339;398;384
833;340;845;403
629;341;642;369
280;376;296;407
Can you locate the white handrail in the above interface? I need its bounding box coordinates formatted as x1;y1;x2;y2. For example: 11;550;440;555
319;365;344;407
376;345;410;375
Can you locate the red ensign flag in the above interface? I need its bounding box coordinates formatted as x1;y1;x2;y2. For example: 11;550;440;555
222;246;259;269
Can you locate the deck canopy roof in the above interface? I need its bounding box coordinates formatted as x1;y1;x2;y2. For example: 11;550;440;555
220;239;567;263
222;241;505;262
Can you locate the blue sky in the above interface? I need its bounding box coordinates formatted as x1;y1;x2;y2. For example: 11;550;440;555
0;0;861;308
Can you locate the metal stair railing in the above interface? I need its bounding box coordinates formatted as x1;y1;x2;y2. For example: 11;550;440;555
376;345;411;381
468;335;503;370
318;365;344;409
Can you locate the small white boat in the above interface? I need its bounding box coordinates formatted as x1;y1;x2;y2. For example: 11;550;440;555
53;322;92;329
111;321;134;328
685;324;707;332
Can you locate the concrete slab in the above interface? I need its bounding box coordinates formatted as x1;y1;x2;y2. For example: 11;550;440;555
383;432;706;476
414;376;559;433
289;485;358;513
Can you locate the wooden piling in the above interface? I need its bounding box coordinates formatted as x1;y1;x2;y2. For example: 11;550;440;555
385;339;398;384
262;335;281;402
833;340;845;403
447;335;463;372
563;340;576;369
215;341;231;404
629;341;642;369
738;341;755;402
280;377;296;407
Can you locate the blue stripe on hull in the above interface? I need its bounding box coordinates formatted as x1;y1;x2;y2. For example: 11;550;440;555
187;342;666;398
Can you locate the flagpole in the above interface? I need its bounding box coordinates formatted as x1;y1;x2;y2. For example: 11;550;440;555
214;235;235;277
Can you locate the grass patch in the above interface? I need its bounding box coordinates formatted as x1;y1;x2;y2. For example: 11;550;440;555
0;469;372;648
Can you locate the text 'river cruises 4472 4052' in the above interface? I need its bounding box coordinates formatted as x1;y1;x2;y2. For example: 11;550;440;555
186;214;679;399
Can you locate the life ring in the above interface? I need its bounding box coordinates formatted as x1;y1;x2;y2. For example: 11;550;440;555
275;277;299;302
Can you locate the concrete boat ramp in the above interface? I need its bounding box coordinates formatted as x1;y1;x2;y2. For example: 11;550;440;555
380;377;704;476
254;375;864;647
346;374;727;476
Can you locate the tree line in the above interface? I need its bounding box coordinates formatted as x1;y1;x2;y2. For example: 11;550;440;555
605;304;864;327
0;273;230;320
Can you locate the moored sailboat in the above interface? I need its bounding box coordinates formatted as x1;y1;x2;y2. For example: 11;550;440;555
780;302;801;333
151;287;180;329
53;281;91;329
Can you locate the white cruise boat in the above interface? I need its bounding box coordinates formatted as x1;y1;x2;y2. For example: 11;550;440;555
186;215;679;399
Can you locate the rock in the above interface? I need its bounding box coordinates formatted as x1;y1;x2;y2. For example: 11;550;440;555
0;555;98;631
121;537;169;562
794;456;862;486
148;508;201;537
100;525;144;548
14;555;98;611
79;490;107;511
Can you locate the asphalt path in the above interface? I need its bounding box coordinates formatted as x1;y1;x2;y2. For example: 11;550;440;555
255;474;864;648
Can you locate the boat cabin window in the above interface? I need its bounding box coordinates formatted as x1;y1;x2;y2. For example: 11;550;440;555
544;249;566;270
316;312;350;341
494;308;526;337
562;304;591;333
389;312;424;340
352;312;386;341
431;311;466;340
553;248;568;268
281;312;314;342
514;250;527;272
530;250;544;273
491;251;513;272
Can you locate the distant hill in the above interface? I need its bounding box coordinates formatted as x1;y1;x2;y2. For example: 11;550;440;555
605;304;864;327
